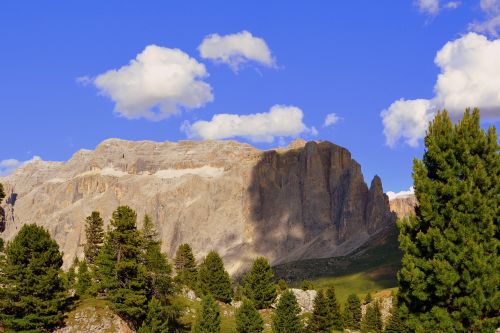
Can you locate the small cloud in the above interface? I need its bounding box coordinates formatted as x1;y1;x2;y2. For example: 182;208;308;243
445;1;461;9
386;186;415;200
0;156;42;176
76;76;92;86
182;105;310;143
416;0;440;15
323;113;341;127
198;31;275;72
310;126;319;136
82;45;213;121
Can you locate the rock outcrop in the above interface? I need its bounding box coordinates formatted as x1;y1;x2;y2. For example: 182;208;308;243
0;139;395;274
389;195;417;218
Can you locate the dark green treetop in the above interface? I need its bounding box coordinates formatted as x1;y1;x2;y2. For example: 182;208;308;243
308;289;330;333
84;211;104;264
326;286;343;330
397;109;499;332
344;293;362;330
362;300;382;333
192;294;221;333
0;224;68;332
271;290;303;333
174;243;198;290
197;250;232;303
243;257;277;309
235;299;264;333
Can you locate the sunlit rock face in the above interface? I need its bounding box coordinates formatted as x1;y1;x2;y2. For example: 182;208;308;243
0;138;395;275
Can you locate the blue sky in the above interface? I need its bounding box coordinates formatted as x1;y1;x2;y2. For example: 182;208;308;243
1;0;499;193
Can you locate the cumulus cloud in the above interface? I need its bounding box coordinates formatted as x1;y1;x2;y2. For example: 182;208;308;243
470;0;500;36
323;113;340;127
386;186;415;200
182;105;309;143
198;31;275;71
381;32;500;147
86;45;213;120
0;156;42;176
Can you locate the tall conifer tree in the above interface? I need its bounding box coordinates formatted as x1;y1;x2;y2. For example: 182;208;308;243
326;286;343;330
197;250;232;303
362;301;382;333
174;243;198;290
271;290;303;333
235;300;264;333
192;294;221;333
0;224;68;331
242;257;277;309
308;290;330;333
84;211;104;264
344;294;362;330
398;109;499;332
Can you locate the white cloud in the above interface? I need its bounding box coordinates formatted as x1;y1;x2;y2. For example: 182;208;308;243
323;113;340;127
381;32;500;147
0;156;42;176
198;31;275;71
182;105;308;143
386;186;415;200
88;45;213;120
470;0;500;36
416;0;440;15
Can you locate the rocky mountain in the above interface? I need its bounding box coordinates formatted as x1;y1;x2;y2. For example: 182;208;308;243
389;195;417;218
0;138;396;274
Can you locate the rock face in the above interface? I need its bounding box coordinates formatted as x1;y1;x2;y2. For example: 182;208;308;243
0;138;395;274
389;195;417;218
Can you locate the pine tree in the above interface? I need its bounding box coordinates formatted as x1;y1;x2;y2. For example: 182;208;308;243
344;294;362;330
325;286;343;330
398;109;500;332
84;211;104;264
364;292;373;305
384;296;407;333
271;290;303;333
76;259;92;297
242;257;277;309
141;215;173;302
362;301;382;333
174;243;198;290
197;250;232;303
235;299;264;333
308;290;329;333
0;224;68;332
137;297;169;333
65;257;79;289
192;294;221;333
94;206;149;329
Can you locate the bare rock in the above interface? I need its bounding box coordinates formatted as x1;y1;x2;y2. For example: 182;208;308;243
0;139;395;274
274;288;317;314
389;195;417;219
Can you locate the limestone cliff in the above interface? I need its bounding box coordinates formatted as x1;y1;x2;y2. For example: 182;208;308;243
0;139;395;274
389;195;417;218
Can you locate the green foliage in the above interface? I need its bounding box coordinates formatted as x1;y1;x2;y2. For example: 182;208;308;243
344;293;362;330
397;109;500;332
277;279;288;292
94;206;149;329
384;297;407;333
192;294;221;333
308;289;330;333
362;300;382;333
76;260;92;297
0;183;5;203
235;299;264;333
364;292;373;305
141;215;173;302
271;290;303;333
325;286;343;330
0;224;68;332
197;250;232;303
242;257;277;309
65;257;79;290
84;211;104;264
174;243;198;291
300;279;314;291
137;297;169;333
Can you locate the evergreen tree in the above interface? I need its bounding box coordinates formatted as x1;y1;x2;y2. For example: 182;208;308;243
325;286;343;330
0;183;5;203
137;297;169;333
192;294;221;333
362;301;382;333
398;109;500;332
364;292;373;305
242;257;277;309
384;296;407;333
197;250;232;303
94;206;149;329
76;260;92;297
308;290;329;333
174;243;198;290
271;290;303;333
344;294;362;330
84;211;104;264
65;257;79;289
235;299;264;333
0;224;68;332
141;215;173;302
277;279;288;292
